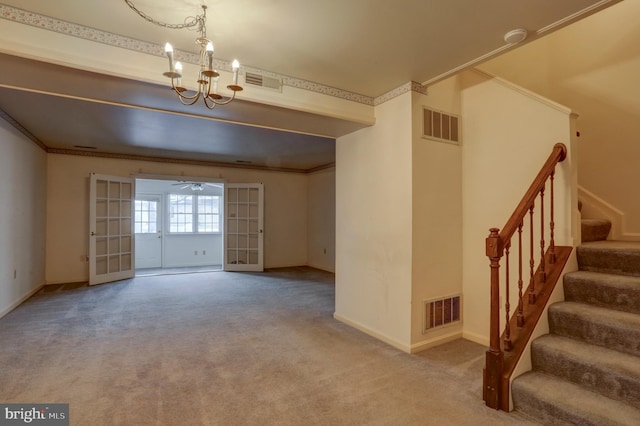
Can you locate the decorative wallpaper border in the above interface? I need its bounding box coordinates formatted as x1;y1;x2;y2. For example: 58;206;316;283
374;81;428;106
0;3;427;106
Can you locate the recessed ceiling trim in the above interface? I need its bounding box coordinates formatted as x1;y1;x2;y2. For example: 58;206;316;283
47;148;320;174
0;82;339;140
0;3;374;106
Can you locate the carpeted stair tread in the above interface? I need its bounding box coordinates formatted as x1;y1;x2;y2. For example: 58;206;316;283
578;241;640;277
512;371;640;425
548;301;640;357
581;218;611;242
564;270;640;314
531;334;640;408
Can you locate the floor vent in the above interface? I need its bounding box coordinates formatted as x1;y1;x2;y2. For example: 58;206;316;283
423;295;461;333
422;107;461;145
245;72;282;92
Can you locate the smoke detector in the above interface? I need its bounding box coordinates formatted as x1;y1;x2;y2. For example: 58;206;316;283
504;29;528;44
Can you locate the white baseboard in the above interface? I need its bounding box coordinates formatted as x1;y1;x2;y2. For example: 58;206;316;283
0;283;44;320
462;330;490;347
333;312;411;353
410;330;463;353
307;263;335;273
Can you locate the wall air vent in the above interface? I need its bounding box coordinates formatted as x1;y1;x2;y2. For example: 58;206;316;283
422;107;461;145
245;72;282;92
423;295;461;333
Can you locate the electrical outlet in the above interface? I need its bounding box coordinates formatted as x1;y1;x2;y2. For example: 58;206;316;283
203;250;206;255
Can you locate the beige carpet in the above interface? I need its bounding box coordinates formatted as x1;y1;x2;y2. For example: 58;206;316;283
0;267;536;425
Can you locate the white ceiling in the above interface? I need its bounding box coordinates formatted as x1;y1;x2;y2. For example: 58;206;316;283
0;0;621;171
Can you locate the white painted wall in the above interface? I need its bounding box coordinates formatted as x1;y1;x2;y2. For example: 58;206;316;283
0;117;47;318
410;77;463;349
335;92;413;351
460;70;575;345
307;167;335;272
46;154;309;284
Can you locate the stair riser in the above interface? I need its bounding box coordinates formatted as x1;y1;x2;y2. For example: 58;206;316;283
532;342;640;409
581;220;611;243
577;247;640;277
564;275;640;315
513;383;602;426
549;309;640;358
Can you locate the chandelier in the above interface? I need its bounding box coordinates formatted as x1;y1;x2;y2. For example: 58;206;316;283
124;1;243;109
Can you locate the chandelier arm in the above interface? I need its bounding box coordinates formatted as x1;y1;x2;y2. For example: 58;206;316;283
169;79;202;102
202;96;218;110
209;90;238;106
176;91;202;106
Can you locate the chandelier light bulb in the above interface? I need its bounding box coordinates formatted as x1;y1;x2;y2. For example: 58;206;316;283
164;42;173;54
232;59;240;85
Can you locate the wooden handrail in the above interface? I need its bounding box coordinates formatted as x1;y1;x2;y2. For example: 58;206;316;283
483;142;568;411
497;143;566;246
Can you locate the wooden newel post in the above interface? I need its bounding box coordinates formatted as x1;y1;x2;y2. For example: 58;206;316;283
484;228;504;409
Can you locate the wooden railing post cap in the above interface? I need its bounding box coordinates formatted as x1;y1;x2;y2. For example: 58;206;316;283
486;228;502;258
554;143;567;162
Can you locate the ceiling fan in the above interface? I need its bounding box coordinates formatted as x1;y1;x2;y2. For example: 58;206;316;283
171;181;223;191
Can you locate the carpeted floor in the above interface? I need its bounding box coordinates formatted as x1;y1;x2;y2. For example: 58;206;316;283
0;267;537;425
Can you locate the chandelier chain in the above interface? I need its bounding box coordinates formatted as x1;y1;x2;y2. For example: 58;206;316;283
123;0;206;36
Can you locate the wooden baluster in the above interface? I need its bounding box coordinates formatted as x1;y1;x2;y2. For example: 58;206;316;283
504;242;512;351
549;170;557;264
539;185;546;283
528;205;536;304
517;222;524;327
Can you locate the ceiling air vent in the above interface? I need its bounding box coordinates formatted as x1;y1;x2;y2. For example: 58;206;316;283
423;295;461;333
422;107;461;145
245;72;282;92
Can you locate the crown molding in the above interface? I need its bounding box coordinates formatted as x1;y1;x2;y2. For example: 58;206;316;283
0;107;47;151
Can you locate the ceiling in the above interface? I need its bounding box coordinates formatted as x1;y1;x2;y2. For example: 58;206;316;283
0;0;621;172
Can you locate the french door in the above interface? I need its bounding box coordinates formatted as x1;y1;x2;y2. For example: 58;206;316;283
224;183;264;272
89;173;135;285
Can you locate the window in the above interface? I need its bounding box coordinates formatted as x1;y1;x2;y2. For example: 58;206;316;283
134;199;158;234
169;194;220;233
197;195;220;232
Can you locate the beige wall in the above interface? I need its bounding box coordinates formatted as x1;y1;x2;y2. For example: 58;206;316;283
307;167;335;272
479;0;640;238
410;77;463;349
0;117;47;317
46;154;310;284
335;92;413;350
460;70;575;345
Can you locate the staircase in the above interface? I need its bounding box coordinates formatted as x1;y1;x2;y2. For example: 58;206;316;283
511;237;640;424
